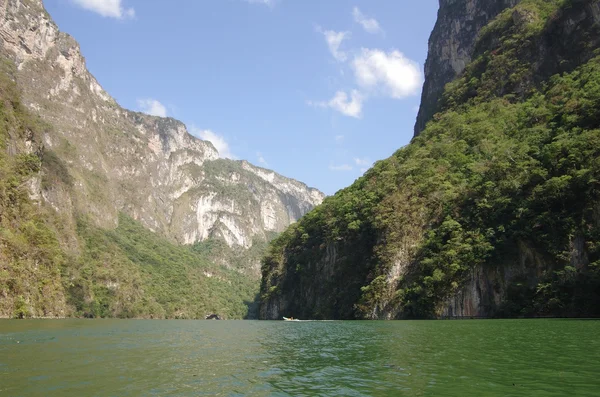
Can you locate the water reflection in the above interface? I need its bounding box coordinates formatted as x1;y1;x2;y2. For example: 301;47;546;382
258;321;450;396
0;319;599;396
257;320;600;396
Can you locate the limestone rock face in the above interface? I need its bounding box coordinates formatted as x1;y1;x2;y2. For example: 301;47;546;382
0;0;324;262
414;0;519;136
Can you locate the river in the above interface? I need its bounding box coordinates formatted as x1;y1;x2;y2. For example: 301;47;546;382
0;319;598;396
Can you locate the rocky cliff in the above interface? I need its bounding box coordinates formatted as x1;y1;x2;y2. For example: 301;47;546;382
260;0;600;320
0;0;324;318
414;0;519;136
0;0;323;258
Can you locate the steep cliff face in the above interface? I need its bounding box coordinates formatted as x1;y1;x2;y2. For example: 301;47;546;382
0;0;324;318
260;0;600;320
0;0;324;259
414;0;519;136
171;159;324;248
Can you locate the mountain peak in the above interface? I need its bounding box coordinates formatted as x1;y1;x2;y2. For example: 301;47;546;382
1;0;324;255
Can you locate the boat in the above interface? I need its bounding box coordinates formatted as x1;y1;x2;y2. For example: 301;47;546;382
283;317;300;321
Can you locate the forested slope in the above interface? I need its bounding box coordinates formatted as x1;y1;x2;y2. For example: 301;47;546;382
0;0;327;319
259;0;600;319
0;58;259;318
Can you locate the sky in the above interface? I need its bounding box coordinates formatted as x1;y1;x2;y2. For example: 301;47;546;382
43;0;439;195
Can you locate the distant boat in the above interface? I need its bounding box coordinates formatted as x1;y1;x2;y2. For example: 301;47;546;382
283;317;300;321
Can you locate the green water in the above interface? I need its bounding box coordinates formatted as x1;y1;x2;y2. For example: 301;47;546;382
0;319;598;396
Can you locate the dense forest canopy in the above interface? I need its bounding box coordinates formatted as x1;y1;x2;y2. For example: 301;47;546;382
260;0;600;319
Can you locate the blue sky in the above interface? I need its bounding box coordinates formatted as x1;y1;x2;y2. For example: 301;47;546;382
43;0;439;195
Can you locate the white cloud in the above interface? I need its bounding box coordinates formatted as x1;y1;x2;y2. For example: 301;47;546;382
257;152;268;166
335;135;345;143
355;157;372;173
329;163;353;171
352;48;422;99
70;0;134;19
190;128;235;159
244;0;277;7
328;90;363;118
137;99;167;117
352;7;383;35
309;90;363;118
317;27;350;62
354;157;371;166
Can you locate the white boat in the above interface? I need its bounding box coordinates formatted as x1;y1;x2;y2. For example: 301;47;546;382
282;317;300;321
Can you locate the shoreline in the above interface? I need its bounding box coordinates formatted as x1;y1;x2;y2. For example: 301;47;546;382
1;315;599;321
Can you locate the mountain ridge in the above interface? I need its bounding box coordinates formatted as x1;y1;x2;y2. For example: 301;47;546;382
259;0;600;320
414;0;520;136
0;0;324;253
0;0;323;318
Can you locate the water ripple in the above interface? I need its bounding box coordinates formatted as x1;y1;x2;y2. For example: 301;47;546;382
0;319;598;396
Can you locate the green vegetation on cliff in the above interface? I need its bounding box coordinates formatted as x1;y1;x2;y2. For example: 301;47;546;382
0;58;69;318
260;0;600;319
0;60;258;319
69;214;258;319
